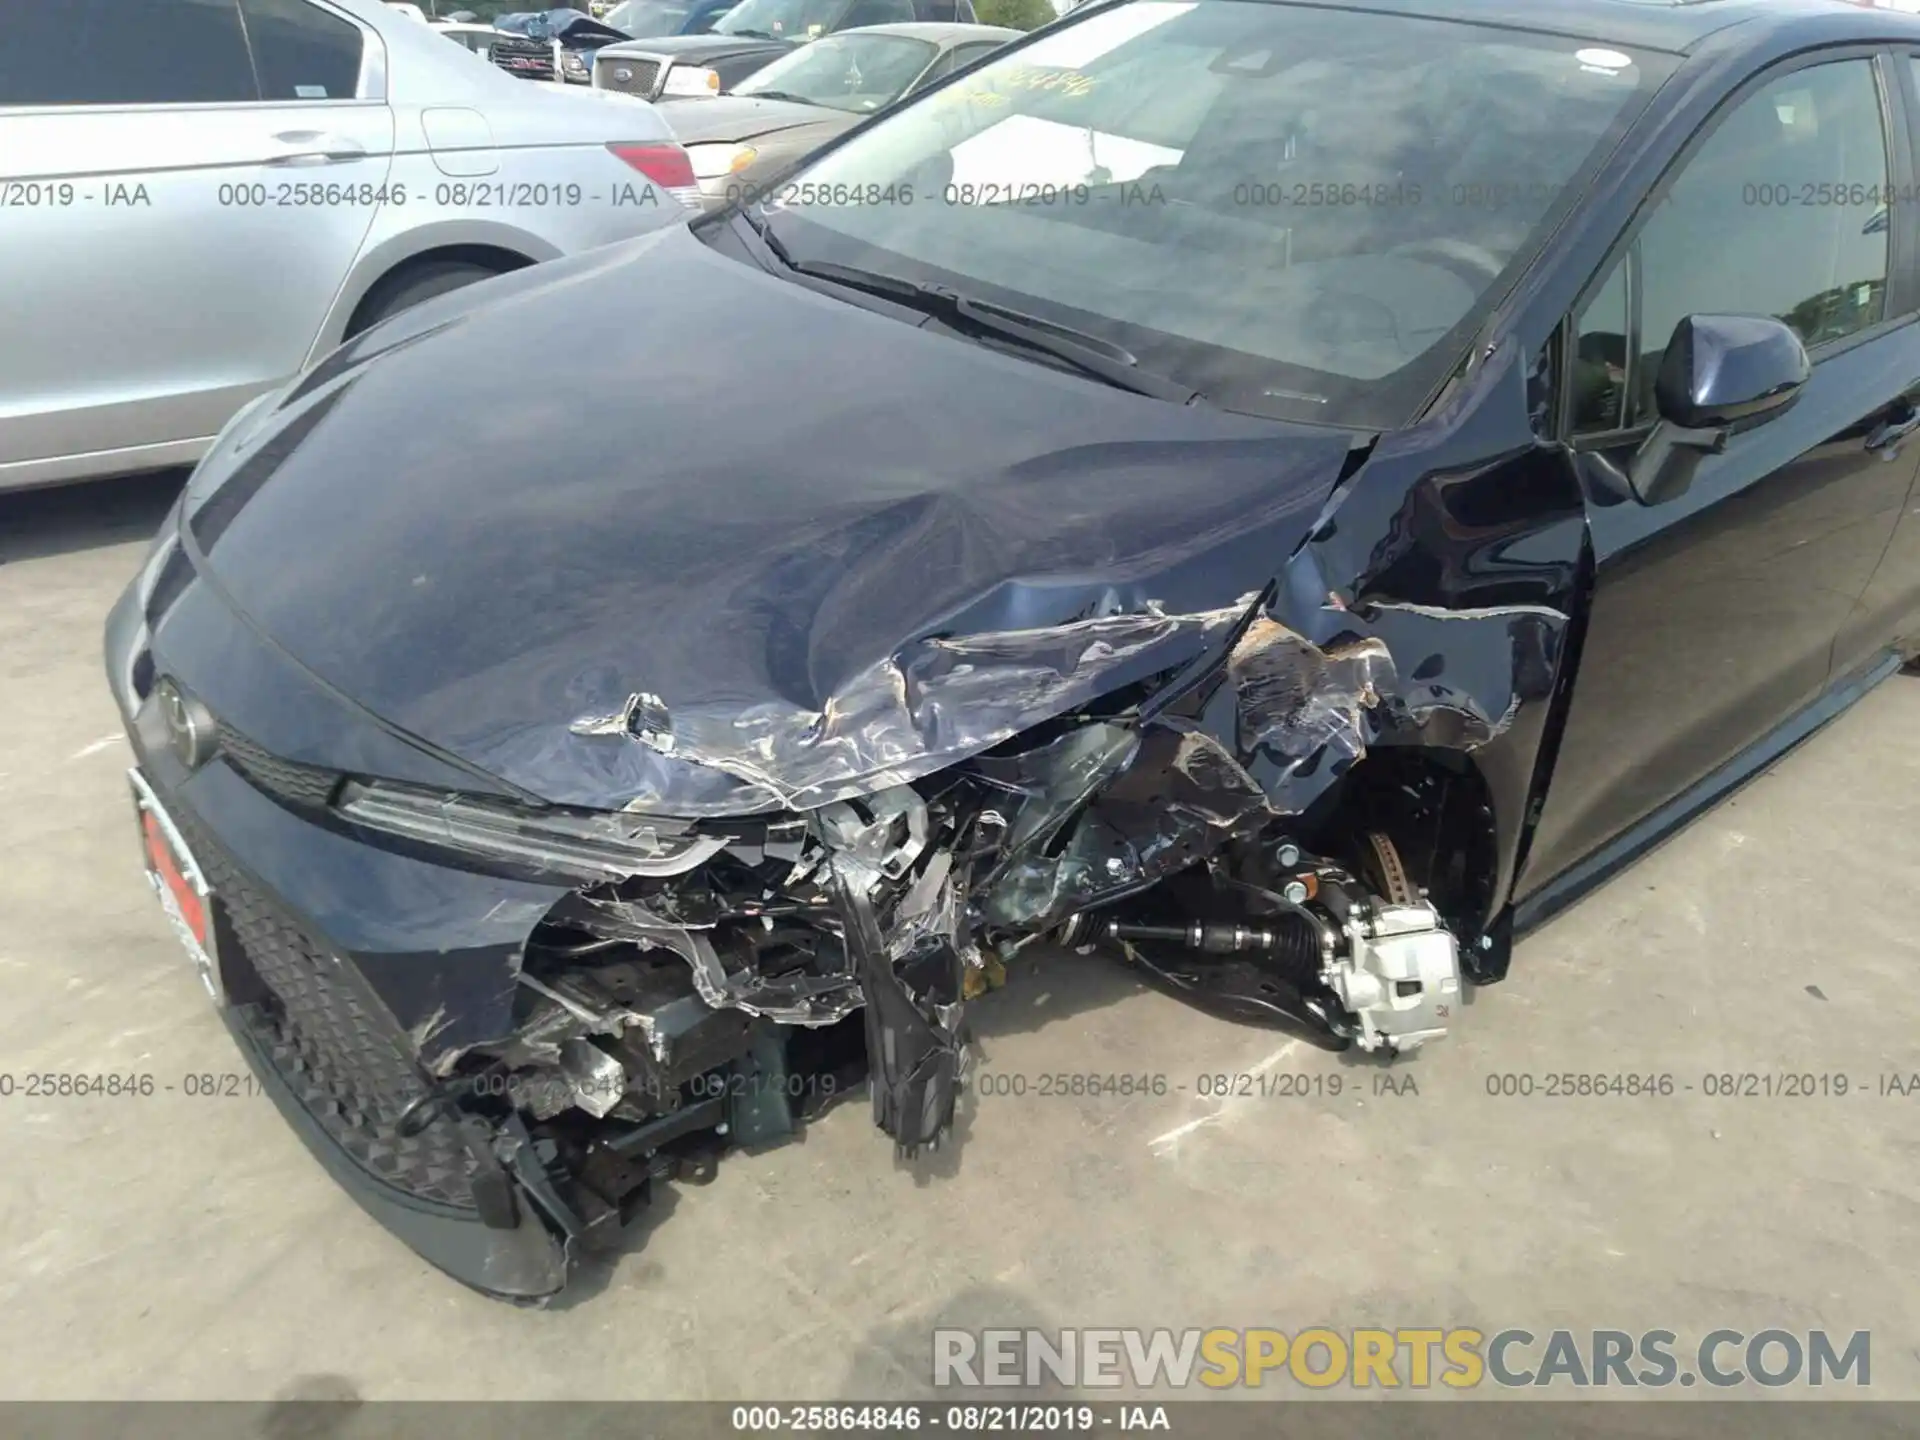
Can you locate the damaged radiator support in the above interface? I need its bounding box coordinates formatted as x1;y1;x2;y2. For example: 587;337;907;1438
833;863;965;1157
452;808;1463;1216
817;786;973;1155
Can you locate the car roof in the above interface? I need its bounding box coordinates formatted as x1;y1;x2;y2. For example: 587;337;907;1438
1263;0;1920;53
830;21;1024;41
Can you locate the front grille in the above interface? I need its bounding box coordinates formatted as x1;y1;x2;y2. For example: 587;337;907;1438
218;725;341;811
597;54;661;97
491;37;556;81
172;802;483;1211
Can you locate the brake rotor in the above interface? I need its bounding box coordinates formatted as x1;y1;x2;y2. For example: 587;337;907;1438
1361;830;1419;906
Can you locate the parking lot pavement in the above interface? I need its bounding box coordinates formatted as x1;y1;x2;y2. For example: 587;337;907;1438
2;473;1918;1403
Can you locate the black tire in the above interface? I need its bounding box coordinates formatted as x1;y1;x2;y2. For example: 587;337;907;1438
347;260;504;338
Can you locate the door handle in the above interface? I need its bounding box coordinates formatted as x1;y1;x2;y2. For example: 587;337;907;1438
265;130;367;166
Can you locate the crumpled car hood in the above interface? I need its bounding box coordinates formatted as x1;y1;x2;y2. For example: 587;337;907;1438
494;8;631;42
181;225;1360;816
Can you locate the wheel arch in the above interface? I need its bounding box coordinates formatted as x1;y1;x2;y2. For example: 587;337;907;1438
310;221;561;362
1300;746;1505;974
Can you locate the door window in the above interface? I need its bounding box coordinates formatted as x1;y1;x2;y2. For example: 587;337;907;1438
841;0;916;26
0;0;257;106
905;43;1002;95
240;0;366;101
1572;58;1891;434
907;51;959;94
1570;257;1630;433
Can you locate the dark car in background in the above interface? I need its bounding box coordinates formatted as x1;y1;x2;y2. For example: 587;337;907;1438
490;6;631;81
594;0;976;97
592;31;792;96
109;0;1920;1302
601;0;742;37
666;24;1019;207
708;0;977;40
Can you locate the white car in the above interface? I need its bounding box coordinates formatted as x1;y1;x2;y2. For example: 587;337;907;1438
0;0;699;493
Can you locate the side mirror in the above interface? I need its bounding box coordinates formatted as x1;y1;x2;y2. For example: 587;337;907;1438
1627;314;1809;506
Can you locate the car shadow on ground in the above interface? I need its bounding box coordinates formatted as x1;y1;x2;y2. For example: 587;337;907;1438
0;468;187;566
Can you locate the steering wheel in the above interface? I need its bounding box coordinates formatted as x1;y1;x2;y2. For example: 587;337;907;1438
1387;238;1506;286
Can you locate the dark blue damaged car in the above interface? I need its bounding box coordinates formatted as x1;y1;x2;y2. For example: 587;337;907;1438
109;0;1920;1298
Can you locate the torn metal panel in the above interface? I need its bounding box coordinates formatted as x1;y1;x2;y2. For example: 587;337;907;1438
560;889;862;1026
967;576;1562;934
979;724;1273;930
570;691;676;750
342;347;1592;1271
476;451;1578;1146
831;855;965;1157
572;597;1259;816
392;379;1589;1184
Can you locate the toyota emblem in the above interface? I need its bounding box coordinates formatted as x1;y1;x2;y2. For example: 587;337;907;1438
155;677;218;772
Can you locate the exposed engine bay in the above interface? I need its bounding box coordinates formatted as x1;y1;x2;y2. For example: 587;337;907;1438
404;570;1545;1259
432;810;1466;1258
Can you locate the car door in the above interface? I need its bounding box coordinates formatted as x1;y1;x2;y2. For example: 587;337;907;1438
0;0;393;486
1519;50;1920;895
1837;49;1920;670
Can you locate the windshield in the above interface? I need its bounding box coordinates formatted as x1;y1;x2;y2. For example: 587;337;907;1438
603;0;691;33
762;1;1672;428
737;33;938;110
715;0;846;40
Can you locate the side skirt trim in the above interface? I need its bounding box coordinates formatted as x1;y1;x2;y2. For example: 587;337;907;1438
1513;649;1905;936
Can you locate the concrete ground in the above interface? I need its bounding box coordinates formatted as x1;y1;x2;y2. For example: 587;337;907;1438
2;472;1917;1404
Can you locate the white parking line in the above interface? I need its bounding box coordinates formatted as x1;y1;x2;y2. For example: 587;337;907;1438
1149;1039;1300;1155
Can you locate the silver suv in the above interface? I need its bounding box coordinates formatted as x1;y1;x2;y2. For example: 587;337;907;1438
0;0;699;492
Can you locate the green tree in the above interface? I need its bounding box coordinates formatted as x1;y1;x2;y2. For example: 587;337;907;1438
974;0;1056;30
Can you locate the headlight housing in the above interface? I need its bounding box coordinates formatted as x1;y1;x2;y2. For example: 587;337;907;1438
662;64;722;96
334;780;730;882
685;142;759;182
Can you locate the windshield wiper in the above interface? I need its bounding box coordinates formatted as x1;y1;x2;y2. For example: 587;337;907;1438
742;88;816;104
736;203;796;263
722;25;779;37
783;260;1204;404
